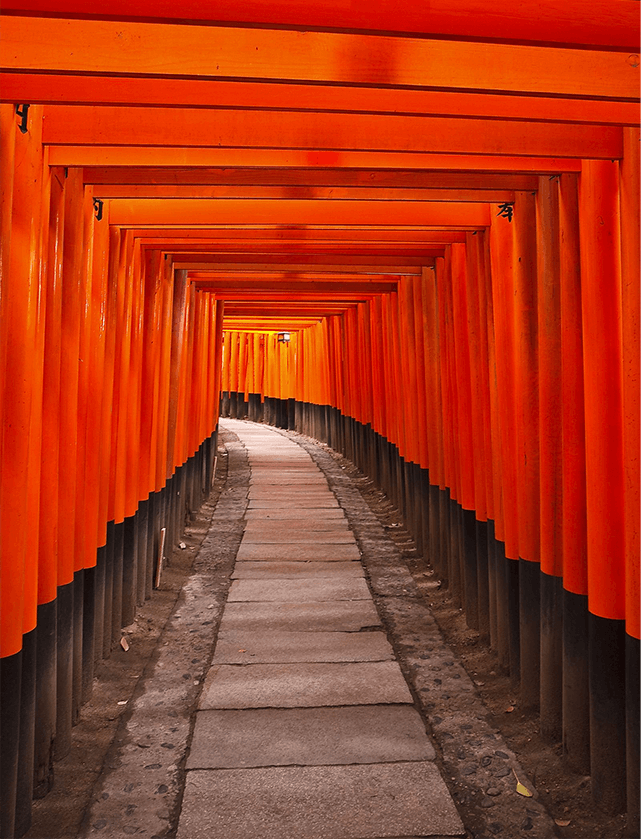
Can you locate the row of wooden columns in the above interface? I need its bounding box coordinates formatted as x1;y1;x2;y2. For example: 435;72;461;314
0;105;224;839
219;154;639;829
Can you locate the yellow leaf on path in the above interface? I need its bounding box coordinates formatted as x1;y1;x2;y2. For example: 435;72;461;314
513;770;533;797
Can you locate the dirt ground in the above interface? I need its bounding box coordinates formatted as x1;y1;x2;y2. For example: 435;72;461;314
24;427;631;839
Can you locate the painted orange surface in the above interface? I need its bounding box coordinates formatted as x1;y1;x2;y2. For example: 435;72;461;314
3;74;639;127
3;0;638;48
40;107;625;161
3;17;637;98
579;161;626;623
1;0;638;667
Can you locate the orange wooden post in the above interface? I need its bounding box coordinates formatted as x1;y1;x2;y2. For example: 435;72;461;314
75;185;101;700
412;276;429;473
432;259;448;582
536;178;564;736
452;242;479;627
512;190;541;710
422;264;443;579
489;207;520;676
84;198;109;570
33;163;65;795
465;231;491;641
558;171;590;774
579;159;626;813
480;231;504;657
400;277;421;543
166;268;188;479
436;251;458;596
620;127;640;835
138;249;161;603
10;105;47;837
55;165;87;754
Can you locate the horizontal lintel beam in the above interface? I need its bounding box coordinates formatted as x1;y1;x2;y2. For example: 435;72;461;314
3;17;636;98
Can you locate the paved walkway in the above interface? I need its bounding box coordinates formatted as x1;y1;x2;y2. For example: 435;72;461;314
177;420;464;839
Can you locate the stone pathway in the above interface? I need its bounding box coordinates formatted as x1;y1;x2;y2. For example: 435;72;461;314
177;420;465;839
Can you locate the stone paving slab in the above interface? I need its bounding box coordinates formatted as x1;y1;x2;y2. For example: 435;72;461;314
218;600;380;632
212;629;393;663
243;520;350;533
187;705;435;768
177;762;464;839
244;509;346;520
228;578;370;602
232;561;362;579
249;466;321;471
199;661;413;709
247;499;340;508
247;491;336;500
241;531;355;544
235;543;361;561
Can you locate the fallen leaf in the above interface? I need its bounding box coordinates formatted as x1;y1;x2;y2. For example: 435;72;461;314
505;705;515;712
238;649;246;653
117;700;128;706
555;819;571;827
120;637;129;651
513;770;533;797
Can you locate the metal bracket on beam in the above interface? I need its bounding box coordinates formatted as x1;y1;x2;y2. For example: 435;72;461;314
93;198;104;221
15;104;30;134
496;202;514;222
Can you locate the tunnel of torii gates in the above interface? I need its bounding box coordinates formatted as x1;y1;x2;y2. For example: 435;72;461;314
0;1;639;836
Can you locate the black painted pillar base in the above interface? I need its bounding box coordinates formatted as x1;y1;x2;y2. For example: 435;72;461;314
428;483;440;576
449;500;462;608
72;569;84;724
476;519;490;643
122;514;137;627
506;556;521;679
562;589;590;774
519;559;540;709
54;579;74;759
93;545;106;665
462;508;479;630
111;521;124;649
1;649;22;839
438;489;450;589
34;598;57;798
589;613;627;814
494;538;510;670
486;520;498;650
15;627;37;836
82;566;95;704
625;634;640;837
103;521;115;658
137;498;149;606
540;572;563;742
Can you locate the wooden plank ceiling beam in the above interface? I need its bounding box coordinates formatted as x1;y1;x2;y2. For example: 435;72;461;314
3;17;636;98
106;199;491;227
3;0;636;48
41;106;623;160
47;147;586;172
2;74;637;126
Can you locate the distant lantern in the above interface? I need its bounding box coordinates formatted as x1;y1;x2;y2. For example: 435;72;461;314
277;332;291;344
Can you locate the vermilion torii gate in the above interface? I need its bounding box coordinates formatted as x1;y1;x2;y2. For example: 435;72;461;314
0;2;639;837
